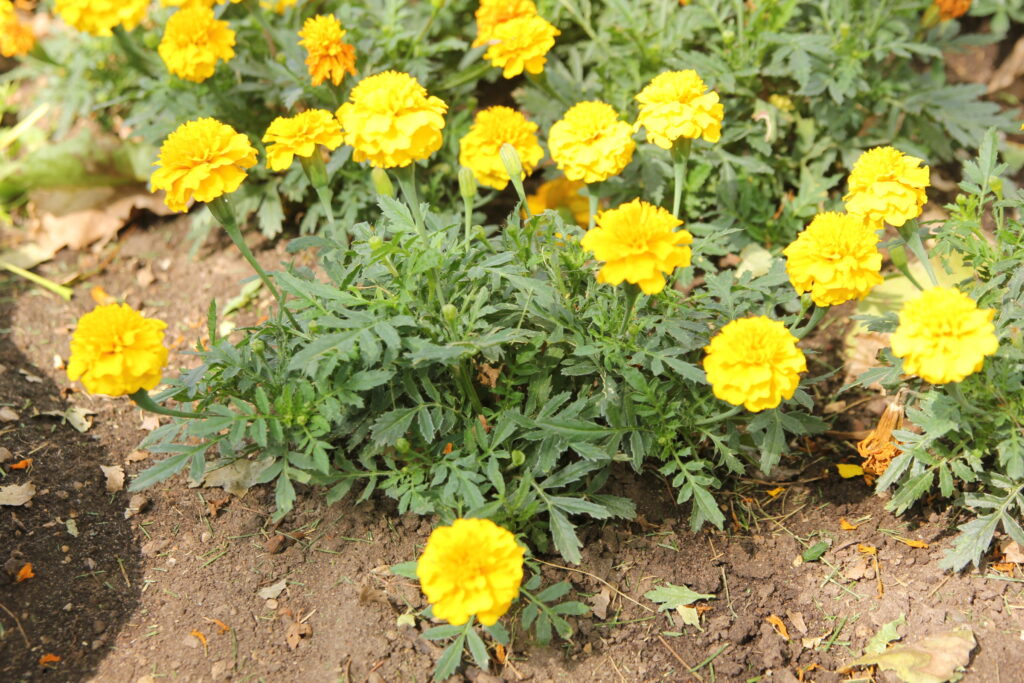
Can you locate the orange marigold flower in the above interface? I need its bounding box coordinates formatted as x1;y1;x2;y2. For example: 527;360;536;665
459;106;544;190
548;101;636;184
473;0;536;48
934;0;970;20
298;14;357;88
158;6;236;84
483;14;559;79
0;11;33;57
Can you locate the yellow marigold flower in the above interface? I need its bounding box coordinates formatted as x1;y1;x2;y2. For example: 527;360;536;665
336;71;447;169
890;287;998;384
263;110;343;172
151;118;258;213
260;0;295;12
579;199;693;295
0;10;34;57
934;0;970;20
483;14;559;79
548;101;636;184
416;518;524;626
843;146;930;228
54;0;147;36
783;212;884;307
158;6;236;84
472;0;536;48
67;304;169;397
159;0;241;8
459;107;544;190
298;14;357;88
527;176;590;227
634;70;724;148
703;317;807;412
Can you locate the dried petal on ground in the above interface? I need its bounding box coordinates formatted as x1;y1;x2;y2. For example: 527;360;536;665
837;463;865;478
90;286;117;306
840;518;859;531
16;563;35;582
1001;540;1024;564
100;465;125;492
285;620;312;650
849;628;976;683
0;482;36;506
38;653;60;666
125;450;150;463
9;458;31;470
205;617;230;634
766;614;790;640
190;629;208;654
893;536;929;549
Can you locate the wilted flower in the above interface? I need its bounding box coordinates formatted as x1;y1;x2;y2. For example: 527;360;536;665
934;0;971;20
459;107;543;190
416;518;525;626
151;118;257;212
67;304;169;397
634;70;724;148
548;101;636;184
843;146;930;228
263;110;343;172
857;389;907;476
783;212;884;306
298;14;357;87
0;1;34;57
580;199;693;295
890;287;998;384
336;71;447;169
158;6;236;84
527;176;590;227
483;14;560;78
54;0;147;36
472;0;536;47
703;317;807;412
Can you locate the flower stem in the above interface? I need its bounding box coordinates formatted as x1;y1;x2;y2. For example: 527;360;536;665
129;389;206;419
586;186;599;231
619;283;641;336
300;155;345;244
394;165;427;241
694;404;743;426
899;221;939;287
0;260;73;300
671;139;692;218
112;26;156;78
792;303;826;340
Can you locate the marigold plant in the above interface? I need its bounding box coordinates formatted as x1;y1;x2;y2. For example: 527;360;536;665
298;14;357;88
527;176;590;227
472;0;536;47
459;107;543;190
263;110;343;173
483;14;560;79
67;304;169;397
783;212;883;306
843;146;930;228
703;317;807;412
889;287;998;384
54;0;147;36
416;518;525;626
151;118;258;212
634;70;724;148
548;101;635;184
158;6;236;84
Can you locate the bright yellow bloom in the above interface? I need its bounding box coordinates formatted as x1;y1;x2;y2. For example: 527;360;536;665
890;287;997;384
783;212;884;307
548;101;636;184
634;70;724;148
260;0;296;12
54;0;147;36
416;518;524;626
579;199;692;295
472;0;536;48
263;110;343;172
0;4;33;57
158;6;236;84
703;317;807;412
159;0;241;8
527;176;590;227
459;107;543;190
843;146;930;228
934;0;970;20
298;14;357;87
483;14;559;79
336;71;447;169
67;304;169;397
151;118;258;213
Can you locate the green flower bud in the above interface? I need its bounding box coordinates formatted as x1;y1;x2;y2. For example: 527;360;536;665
499;143;523;183
275;52;288;65
395;437;411;454
368;235;384;250
458;166;477;202
722;29;735;45
296;414;308;426
510;450;526;467
371;167;395;198
250;338;266;354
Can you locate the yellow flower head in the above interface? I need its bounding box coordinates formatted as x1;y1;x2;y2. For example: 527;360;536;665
263;109;343;172
934;0;970;20
416;518;525;626
260;0;296;12
67;304;169;397
298;14;357;88
472;0;536;48
703;316;807;412
159;0;241;8
890;287;998;384
634;70;724;148
0;7;34;57
483;14;559;79
527;176;590;227
336;71;448;169
579;199;693;295
843;146;930;228
783;212;884;307
158;6;236;84
548;101;636;184
459;107;544;190
151;118;258;213
54;0;147;36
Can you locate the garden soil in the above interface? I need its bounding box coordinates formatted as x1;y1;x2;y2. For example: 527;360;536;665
2;219;1022;682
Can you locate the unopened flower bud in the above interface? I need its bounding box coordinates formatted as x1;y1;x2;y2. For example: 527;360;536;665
510;450;526;467
442;303;458;323
368;235;384;250
722;29;735;45
458;166;477;202
371;167;395;198
250;338;265;354
395;437;411;454
499;143;523;183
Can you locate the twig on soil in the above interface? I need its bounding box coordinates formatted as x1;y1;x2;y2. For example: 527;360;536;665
0;600;30;647
927;574;953;599
820;616;848;652
658;635;703;682
606;655;628;683
720;567;738;619
533;558;655;613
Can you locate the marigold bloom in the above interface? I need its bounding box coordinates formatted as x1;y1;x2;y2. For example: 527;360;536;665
843;146;930;228
934;0;970;20
527;176;589;227
548;101;636;184
472;0;536;48
263;110;343;172
0;5;33;57
459;107;543;190
634;70;724;148
298;14;357;87
336;71;447;169
483;14;559;78
54;0;147;36
783;212;884;307
159;0;241;7
580;199;692;295
703;317;807;412
151;118;258;212
67;304;169;397
260;0;296;12
158;6;236;84
416;518;525;626
890;287;998;384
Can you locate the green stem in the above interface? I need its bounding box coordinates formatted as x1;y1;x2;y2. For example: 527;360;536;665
587;186;599;231
900;221;939;287
394;165;426;240
129;389;206;419
300;155;344;241
0;261;72;300
111;26;156;79
792;303;826;340
619;283;641;336
671;139;692;218
694;404;743;426
463;197;474;253
458;363;486;416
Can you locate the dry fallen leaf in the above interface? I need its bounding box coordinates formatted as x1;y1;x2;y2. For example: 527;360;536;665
590;587;611;620
787;610;808;635
285;620;312;650
476;362;502;388
848;628;976;683
200;459;271;497
1001;541;1024;564
766;614;790;640
139;413;161;431
257;578;287;600
9;458;32;470
0;482;36;506
100;464;125;492
125;450;150;463
840;518;859;531
16;563;35;582
0;406;19;422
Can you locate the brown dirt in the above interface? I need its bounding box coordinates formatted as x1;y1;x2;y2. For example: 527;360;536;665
2;219;1022;682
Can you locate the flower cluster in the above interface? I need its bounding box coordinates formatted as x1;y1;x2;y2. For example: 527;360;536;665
548;101;635;184
67;304;169;397
473;0;559;78
0;0;33;57
459;106;544;190
783;211;884;306
472;0;536;47
527;176;590;227
55;0;147;36
635;70;724;148
843;146;930;227
299;14;357;88
158;6;236;83
263;110;343;172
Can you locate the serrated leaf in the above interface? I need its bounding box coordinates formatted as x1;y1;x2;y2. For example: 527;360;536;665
549;508;582;564
865;614;906;654
644;583;715;611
